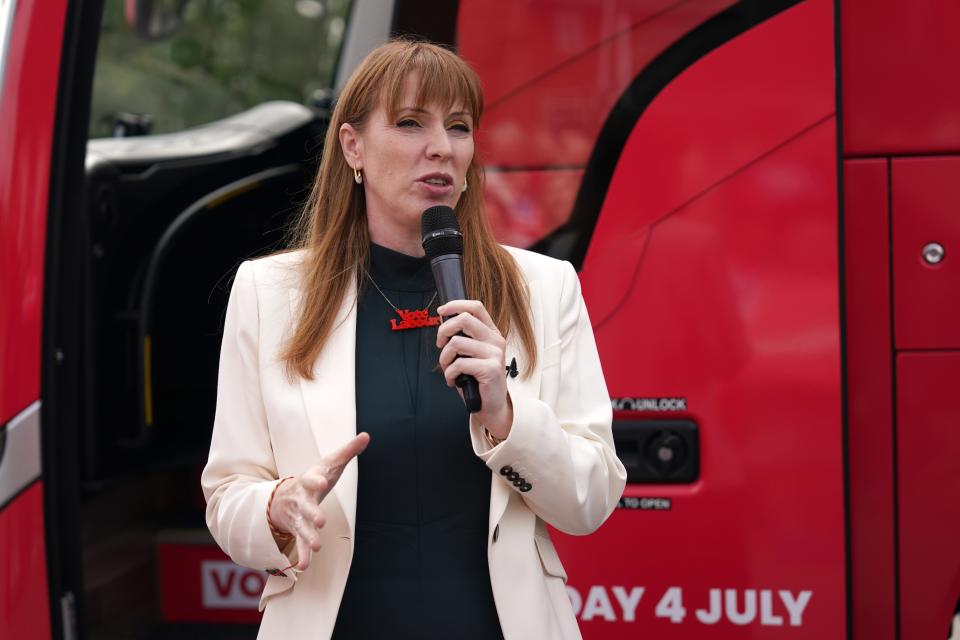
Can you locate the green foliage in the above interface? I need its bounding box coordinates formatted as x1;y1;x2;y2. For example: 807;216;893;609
89;0;350;138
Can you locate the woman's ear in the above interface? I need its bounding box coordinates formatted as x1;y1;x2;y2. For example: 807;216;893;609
339;123;362;170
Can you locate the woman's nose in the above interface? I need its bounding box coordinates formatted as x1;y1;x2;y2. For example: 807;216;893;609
425;124;453;158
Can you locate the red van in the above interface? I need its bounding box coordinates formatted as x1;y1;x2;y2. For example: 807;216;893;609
2;1;958;638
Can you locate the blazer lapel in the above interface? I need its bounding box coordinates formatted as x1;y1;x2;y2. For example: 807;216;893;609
289;277;359;539
488;279;545;535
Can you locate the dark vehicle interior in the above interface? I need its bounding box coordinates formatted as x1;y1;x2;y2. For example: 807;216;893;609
76;104;319;637
43;0;343;639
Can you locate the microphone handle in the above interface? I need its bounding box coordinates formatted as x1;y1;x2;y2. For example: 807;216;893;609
430;254;482;413
456;368;482;413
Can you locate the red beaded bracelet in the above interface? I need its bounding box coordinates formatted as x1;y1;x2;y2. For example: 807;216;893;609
267;476;295;541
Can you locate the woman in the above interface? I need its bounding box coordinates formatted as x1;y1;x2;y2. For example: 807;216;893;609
202;39;626;640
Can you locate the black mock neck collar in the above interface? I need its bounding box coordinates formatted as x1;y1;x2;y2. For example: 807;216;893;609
367;242;435;292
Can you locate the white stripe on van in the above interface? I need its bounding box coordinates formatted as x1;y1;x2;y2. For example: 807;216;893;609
0;400;41;509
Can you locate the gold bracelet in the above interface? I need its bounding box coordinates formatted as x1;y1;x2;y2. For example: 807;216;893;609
267;476;295;541
484;428;505;447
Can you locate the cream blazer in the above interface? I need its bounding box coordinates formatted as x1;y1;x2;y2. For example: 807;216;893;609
201;246;627;640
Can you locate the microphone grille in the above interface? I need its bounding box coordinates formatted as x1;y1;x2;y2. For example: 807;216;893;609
421;206;463;259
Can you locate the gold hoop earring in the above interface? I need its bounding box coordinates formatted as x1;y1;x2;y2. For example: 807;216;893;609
462;177;468;193
354;167;362;184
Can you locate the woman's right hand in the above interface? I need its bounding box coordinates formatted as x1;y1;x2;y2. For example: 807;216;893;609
268;432;370;570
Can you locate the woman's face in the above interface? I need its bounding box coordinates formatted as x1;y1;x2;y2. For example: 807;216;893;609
339;74;475;249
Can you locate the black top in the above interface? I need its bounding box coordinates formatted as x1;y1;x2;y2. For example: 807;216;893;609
331;243;503;639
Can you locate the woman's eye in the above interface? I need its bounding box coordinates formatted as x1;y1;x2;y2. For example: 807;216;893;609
450;123;472;133
397;119;420;128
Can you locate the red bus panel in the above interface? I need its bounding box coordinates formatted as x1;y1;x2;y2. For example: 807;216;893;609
0;0;68;636
0;484;52;640
0;0;65;420
896;353;960;638
842;0;960;156
843;158;896;640
484;0;845;636
460;0;737;247
891;156;960;350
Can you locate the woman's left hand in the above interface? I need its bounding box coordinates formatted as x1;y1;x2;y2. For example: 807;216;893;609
436;300;512;441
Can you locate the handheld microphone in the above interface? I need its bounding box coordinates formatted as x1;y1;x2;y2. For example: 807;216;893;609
421;205;482;413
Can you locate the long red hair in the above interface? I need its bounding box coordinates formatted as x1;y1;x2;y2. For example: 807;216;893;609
281;39;536;380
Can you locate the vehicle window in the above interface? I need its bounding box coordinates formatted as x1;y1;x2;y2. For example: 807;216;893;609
89;0;351;138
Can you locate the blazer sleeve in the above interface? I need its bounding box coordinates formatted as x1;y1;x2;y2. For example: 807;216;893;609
201;260;299;574
471;259;627;535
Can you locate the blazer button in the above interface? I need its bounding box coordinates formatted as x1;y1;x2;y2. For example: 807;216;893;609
500;466;512;476
507;471;520;482
493;525;500;542
520;483;532;492
513;478;524;487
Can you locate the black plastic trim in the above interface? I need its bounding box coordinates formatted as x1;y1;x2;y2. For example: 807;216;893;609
887;157;901;640
613;419;700;484
531;0;805;266
833;1;853;637
135;164;302;438
42;0;106;637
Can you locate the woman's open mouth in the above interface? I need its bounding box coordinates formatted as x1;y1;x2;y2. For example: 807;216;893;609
417;173;454;196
